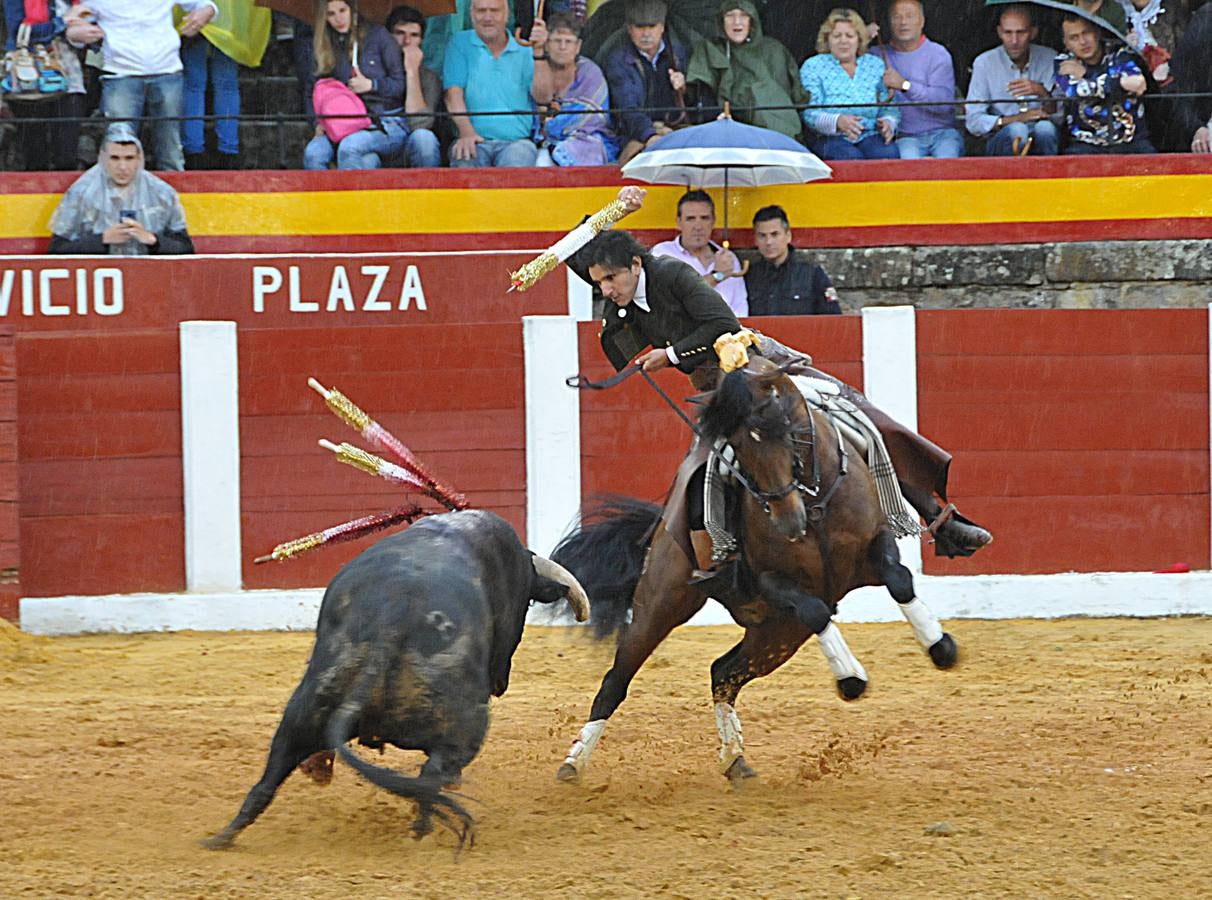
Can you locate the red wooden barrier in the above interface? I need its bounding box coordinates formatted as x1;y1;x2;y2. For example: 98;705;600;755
917;309;1211;575
0;328;17;620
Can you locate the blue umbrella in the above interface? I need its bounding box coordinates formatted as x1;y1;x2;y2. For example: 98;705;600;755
621;112;832;241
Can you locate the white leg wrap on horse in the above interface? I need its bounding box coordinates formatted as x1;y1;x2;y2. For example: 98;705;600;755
817;622;868;682
899;597;945;650
714;702;745;772
562;719;607;774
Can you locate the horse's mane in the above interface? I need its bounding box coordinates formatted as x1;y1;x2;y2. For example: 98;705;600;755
699;368;801;443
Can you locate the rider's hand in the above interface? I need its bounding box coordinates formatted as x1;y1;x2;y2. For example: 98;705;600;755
634;348;671;372
617;186;647;213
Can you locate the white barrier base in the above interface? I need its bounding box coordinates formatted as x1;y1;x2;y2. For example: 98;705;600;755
18;571;1212;635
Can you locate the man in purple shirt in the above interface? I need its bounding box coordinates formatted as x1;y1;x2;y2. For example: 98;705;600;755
877;0;963;158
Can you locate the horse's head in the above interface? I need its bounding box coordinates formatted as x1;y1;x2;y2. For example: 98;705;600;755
698;356;811;540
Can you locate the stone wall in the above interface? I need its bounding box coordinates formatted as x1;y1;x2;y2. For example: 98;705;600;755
762;240;1212;311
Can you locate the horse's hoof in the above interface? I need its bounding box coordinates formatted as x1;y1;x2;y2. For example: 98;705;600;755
928;633;958;669
555;762;581;784
724;756;758;782
837;676;867;701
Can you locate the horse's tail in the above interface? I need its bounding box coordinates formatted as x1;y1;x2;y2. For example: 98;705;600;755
551;495;660;639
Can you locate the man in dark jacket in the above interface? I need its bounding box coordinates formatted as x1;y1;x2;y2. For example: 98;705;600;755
745;205;841;316
602;0;687;164
571;187;992;578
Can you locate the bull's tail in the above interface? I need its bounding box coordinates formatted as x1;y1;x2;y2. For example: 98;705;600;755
551;495;660;639
326;653;474;847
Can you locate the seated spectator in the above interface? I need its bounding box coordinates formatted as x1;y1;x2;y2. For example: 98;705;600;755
2;0;87;171
877;0;963;158
1070;0;1127;37
48;123;194;255
443;0;550;167
799;8;899;161
602;0;687;165
744;205;840;316
1052;12;1153;154
304;0;407;170
64;0;218;172
684;0;809;139
965;4;1059;156
1164;0;1211;153
533;12;619;165
386;4;442;168
180;0;271;170
651;189;747;315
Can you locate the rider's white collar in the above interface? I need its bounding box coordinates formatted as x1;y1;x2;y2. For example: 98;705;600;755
633;269;650;312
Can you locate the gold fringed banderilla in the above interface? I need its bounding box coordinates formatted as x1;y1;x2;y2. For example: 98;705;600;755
509;197;630;292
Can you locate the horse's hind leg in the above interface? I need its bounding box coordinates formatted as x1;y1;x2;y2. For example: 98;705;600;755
710;619;813;782
557;537;706;784
870;529;957;668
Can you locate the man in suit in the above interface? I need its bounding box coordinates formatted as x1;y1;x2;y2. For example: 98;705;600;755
570;188;992;580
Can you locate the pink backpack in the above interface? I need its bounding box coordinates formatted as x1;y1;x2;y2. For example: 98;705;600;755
313;77;371;143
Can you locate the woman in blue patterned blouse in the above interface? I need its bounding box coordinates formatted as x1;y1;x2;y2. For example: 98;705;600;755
799;8;900;160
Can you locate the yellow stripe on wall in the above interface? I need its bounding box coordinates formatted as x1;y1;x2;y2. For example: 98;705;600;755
6;174;1211;240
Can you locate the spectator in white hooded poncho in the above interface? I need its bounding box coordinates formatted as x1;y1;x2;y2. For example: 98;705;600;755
49;123;195;256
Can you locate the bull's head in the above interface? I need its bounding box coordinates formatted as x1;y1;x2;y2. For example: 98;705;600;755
530;555;591;622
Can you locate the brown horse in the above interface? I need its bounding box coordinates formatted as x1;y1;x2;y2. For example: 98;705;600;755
552;356;957;782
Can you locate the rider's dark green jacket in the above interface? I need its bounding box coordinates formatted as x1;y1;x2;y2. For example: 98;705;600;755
570;252;742;375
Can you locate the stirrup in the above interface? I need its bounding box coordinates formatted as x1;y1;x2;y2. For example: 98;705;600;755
925;502;957;540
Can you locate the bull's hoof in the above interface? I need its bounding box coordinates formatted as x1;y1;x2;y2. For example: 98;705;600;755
928;633;958;669
555;762;581;784
410;815;434;841
837;676;868;701
200;832;234;851
724;756;758;783
298;750;335;785
443;772;463;789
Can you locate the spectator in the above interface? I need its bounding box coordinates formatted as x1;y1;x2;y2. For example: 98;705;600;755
304;0;407;170
651;189;747;316
533;12;619;165
1052;12;1153;154
180;0;271;170
877;0;963;159
386;4;442;168
800;8;899;160
442;0;551;167
684;0;809;139
48;122;194;255
744;205;841;316
64;0;218;172
965;3;1059;156
2;0;86;171
1164;0;1211;153
1070;0;1127;37
602;0;687;165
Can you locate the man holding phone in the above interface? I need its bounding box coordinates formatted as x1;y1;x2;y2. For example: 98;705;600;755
49;123;195;256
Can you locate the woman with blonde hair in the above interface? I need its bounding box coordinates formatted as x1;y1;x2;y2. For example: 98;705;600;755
799;7;899;160
304;0;407;169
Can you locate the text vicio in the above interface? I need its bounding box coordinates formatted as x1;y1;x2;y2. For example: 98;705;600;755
0;268;124;317
252;265;428;313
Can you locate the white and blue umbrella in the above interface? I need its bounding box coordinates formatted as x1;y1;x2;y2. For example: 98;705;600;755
621;114;832;240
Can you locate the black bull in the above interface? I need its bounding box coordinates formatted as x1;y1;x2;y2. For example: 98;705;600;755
204;510;590;849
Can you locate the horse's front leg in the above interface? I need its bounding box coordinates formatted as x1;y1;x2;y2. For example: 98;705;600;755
711;617;812;782
870;529;958;668
557;538;706;784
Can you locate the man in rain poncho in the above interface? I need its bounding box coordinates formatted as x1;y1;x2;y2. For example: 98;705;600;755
49;123;195;256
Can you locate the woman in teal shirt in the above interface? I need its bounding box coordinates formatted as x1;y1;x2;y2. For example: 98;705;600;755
799;8;899;160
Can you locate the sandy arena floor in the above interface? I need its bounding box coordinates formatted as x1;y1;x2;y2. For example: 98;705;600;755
2;615;1210;898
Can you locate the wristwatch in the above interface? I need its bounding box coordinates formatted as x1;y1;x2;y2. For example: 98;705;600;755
711;271;727;283
533;52;548;60
901;79;911;92
995;115;1004;129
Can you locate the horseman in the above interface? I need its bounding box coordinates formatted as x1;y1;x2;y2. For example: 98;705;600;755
567;186;992;589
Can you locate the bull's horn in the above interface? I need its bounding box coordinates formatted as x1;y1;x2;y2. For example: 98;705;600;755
532;556;590;623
